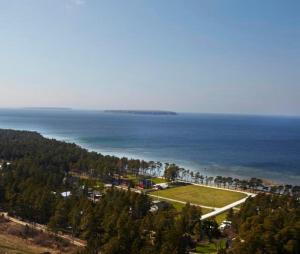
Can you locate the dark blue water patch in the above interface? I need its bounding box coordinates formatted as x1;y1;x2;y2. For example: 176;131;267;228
0;109;299;184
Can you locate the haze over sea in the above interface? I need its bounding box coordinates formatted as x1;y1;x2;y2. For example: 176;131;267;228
0;108;299;185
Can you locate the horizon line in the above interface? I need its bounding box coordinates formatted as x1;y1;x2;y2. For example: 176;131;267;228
0;106;299;118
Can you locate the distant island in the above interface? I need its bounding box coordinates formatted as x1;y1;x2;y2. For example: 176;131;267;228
105;110;177;115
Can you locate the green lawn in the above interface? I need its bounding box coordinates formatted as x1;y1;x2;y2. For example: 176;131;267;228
123;174;139;184
215;212;228;224
151;177;168;184
196;240;226;254
170;201;213;214
234;204;242;209
151;197;213;214
215;205;241;224
154;185;246;208
123;175;167;186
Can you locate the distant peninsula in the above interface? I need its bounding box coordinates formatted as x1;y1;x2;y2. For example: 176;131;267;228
105;110;177;115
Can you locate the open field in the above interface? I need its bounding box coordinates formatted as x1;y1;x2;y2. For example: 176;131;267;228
154;184;247;208
0;217;79;254
123;175;167;185
152;196;213;214
0;233;55;254
215;211;228;224
150;177;168;184
215;205;240;224
195;240;226;254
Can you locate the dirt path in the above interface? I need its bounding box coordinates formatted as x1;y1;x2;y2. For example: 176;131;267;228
0;213;86;247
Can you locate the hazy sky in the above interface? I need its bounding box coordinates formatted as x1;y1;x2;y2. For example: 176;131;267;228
0;0;299;115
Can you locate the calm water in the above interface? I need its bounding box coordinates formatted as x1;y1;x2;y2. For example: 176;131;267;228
0;108;299;185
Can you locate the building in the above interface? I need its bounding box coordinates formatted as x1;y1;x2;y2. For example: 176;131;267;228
61;191;71;197
219;220;232;231
153;183;169;190
150;200;169;212
88;190;103;202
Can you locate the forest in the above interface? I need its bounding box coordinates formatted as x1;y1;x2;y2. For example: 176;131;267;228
228;194;300;254
0;129;218;253
0;129;299;254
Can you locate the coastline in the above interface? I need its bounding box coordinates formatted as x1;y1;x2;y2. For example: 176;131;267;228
42;132;299;185
0;112;299;186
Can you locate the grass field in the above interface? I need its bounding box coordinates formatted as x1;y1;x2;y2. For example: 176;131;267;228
123;175;167;186
174;204;213;215
215;212;228;224
0;218;79;254
0;234;56;254
196;240;226;254
152;197;213;214
215;206;241;224
154;185;247;208
150;177;168;184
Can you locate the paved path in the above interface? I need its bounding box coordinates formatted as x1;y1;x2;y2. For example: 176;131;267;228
200;193;255;220
0;212;86;247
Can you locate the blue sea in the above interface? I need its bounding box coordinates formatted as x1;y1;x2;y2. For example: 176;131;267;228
0;108;299;185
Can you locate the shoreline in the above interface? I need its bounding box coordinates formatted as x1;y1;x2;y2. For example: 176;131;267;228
43;133;299;186
1;126;298;185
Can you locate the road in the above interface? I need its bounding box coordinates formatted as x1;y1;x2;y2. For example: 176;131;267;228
0;212;86;247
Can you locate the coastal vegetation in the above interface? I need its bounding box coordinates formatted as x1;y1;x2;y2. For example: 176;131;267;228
0;129;299;254
0;129;219;253
228;194;300;254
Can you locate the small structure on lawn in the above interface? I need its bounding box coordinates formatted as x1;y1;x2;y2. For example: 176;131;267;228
153;183;169;190
219;220;232;231
61;191;71;198
150;200;169;213
88;190;103;202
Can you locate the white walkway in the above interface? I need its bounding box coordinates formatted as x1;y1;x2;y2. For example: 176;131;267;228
200;193;255;220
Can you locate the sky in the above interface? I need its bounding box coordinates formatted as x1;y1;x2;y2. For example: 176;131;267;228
0;0;299;115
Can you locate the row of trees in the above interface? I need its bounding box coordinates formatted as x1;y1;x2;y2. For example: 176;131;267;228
4;129;295;196
162;163;300;196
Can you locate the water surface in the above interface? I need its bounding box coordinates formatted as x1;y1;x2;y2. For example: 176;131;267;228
0;108;299;185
